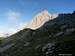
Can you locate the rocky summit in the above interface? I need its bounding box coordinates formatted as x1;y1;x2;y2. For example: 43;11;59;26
27;10;58;29
0;11;75;56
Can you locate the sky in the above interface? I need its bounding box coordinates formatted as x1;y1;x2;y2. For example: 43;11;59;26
0;0;75;37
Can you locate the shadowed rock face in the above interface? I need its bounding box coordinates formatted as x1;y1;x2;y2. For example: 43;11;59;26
0;11;75;56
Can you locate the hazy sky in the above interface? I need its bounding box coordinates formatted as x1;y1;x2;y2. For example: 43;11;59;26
0;0;75;36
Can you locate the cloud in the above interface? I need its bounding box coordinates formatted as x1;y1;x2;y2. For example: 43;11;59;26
0;10;29;37
7;22;28;36
6;22;28;36
0;21;30;37
0;28;19;37
6;10;28;33
19;22;28;29
7;10;21;21
7;28;19;34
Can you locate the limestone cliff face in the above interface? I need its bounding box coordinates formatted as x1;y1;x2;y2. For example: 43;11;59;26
28;10;58;29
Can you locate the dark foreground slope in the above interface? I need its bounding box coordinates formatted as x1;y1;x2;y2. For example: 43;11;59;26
0;11;75;56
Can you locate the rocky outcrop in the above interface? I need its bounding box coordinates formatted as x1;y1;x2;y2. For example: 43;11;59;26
28;10;58;29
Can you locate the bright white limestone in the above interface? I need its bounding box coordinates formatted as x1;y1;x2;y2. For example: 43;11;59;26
27;10;58;29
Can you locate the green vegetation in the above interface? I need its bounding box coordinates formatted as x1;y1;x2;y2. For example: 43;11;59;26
0;37;4;44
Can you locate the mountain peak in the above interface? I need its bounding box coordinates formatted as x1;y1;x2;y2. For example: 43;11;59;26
40;9;49;15
28;10;58;29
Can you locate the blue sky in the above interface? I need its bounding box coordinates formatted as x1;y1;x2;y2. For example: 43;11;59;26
0;0;75;36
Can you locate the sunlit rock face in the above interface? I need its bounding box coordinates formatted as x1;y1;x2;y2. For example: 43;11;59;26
28;10;58;29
